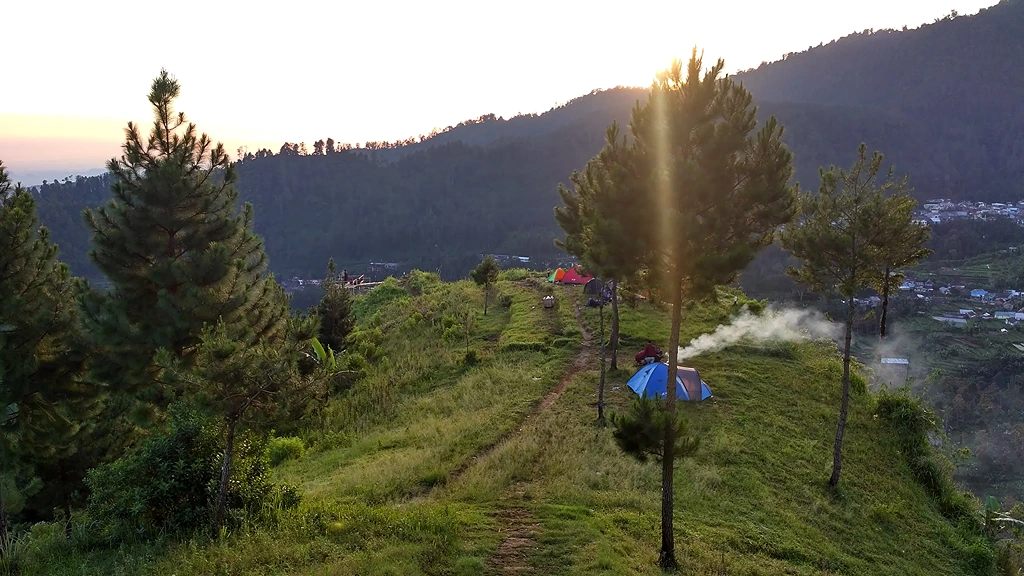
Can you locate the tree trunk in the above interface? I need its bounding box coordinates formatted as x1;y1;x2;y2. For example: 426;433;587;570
597;304;606;423
660;285;684;571
879;268;890;340
483;285;489;315
214;419;237;531
610;280;620;370
830;295;856;488
0;485;8;552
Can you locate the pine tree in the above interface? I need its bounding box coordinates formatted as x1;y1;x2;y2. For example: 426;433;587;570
0;161;93;545
781;143;894;488
316;258;354;353
78;70;288;414
872;191;931;341
177;312;329;530
555;123;647;373
471;256;500;314
627;52;797;569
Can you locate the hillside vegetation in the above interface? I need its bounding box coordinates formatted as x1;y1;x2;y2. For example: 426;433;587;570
17;273;998;575
27;1;1024;280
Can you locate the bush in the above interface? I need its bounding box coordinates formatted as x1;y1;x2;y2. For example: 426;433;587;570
876;388;993;571
402;270;441;296
353;277;409;322
499;268;531;282
501;341;548;352
268;436;306;466
499;294;513;309
85;405;295;539
464;350;479;366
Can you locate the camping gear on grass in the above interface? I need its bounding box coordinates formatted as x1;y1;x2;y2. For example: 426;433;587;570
542;295;554;308
626;362;712;402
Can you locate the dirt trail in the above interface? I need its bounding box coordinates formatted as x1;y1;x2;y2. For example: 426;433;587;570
436;288;594;493
535;291;593;413
488;484;541;575
486;288;594;575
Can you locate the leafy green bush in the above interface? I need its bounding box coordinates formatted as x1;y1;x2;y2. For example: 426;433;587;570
268;436;306;466
85;405;296;539
402;270;441;296
876;389;993;572
499;268;531;282
353;277;409;322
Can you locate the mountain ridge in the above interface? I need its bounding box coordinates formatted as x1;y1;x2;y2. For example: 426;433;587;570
26;1;1024;279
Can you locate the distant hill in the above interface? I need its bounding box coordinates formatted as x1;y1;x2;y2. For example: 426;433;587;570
29;0;1024;279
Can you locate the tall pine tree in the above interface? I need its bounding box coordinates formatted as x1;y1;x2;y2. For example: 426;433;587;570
78;70;288;414
628;52;797;569
0;161;93;544
555;123;646;372
316;258;354;353
781;143;894;487
872;190;931;341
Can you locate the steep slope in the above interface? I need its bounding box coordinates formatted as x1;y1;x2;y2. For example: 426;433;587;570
738;1;1024;122
739;0;1024;199
20;275;998;574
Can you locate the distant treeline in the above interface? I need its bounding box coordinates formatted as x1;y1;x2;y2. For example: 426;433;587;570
30;0;1024;280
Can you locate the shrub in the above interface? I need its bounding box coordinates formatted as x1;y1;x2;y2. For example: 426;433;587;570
353;277;409;322
500;268;530;282
876;388;993;570
85;405;294;539
402;270;441;296
499;294;513;309
268;436;306;466
501;341;548;352
464;350;479;366
611;396;700;463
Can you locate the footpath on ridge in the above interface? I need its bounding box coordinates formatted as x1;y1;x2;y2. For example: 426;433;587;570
486;286;595;575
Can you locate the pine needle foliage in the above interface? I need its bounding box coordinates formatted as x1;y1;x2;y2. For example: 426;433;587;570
626;50;797;570
611;396;699;464
0;161;94;543
77;70;288;413
470;256;500;315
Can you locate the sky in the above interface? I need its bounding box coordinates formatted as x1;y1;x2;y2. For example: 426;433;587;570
1;0;1001;184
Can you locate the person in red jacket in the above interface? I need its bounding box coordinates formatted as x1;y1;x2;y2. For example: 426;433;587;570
635;340;661;364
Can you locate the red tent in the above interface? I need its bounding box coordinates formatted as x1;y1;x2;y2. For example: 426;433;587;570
560;266;593;285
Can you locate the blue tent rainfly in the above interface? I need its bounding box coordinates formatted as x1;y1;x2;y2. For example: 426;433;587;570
626;362;712;402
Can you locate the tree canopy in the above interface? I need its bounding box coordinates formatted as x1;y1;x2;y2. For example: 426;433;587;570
77;70;289;414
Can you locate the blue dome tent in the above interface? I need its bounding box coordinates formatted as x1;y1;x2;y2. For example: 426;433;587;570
626;362;712;402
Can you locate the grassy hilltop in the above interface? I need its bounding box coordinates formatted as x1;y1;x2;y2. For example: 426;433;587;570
19;271;994;575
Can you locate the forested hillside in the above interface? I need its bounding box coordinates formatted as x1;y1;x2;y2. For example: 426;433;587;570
30;0;1024;279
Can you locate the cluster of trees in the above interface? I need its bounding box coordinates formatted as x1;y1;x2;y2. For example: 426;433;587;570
28;3;1024;285
554;50;931;570
0;71;350;547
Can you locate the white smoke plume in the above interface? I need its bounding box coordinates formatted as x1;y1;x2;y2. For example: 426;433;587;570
677;306;839;360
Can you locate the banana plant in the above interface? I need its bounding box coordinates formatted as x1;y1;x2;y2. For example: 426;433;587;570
985;496;1024;536
310;337;338;373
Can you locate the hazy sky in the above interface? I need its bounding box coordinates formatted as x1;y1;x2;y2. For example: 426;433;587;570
1;0;1000;180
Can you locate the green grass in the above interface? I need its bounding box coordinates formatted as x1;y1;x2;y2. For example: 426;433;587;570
13;278;992;575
